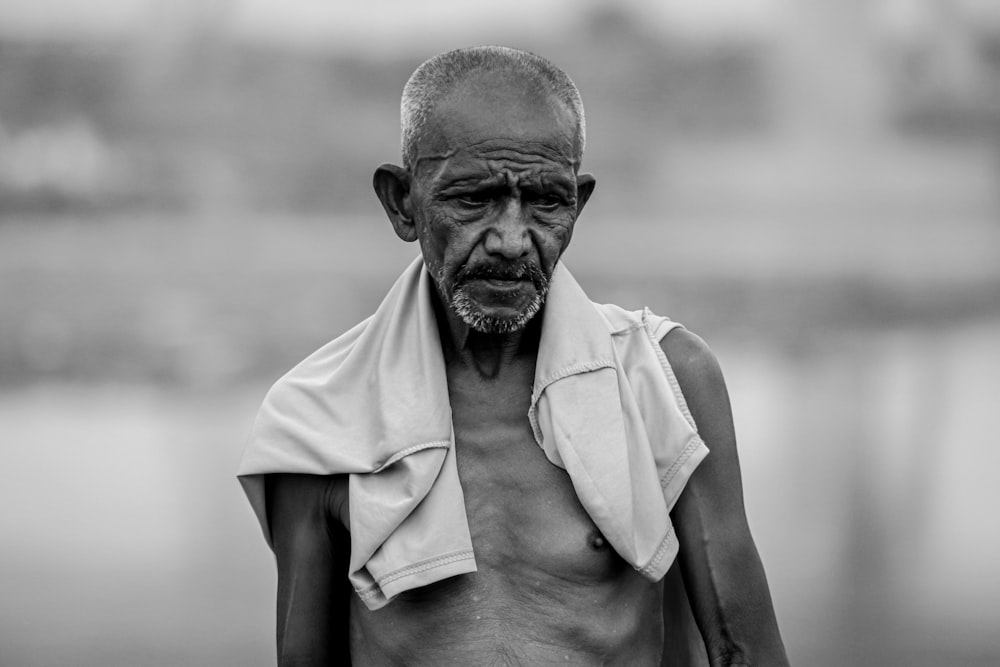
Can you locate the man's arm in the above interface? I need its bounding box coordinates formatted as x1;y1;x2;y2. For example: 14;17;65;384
265;473;351;666
662;329;789;667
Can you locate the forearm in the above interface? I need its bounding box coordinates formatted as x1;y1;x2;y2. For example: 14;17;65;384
660;330;789;666
276;565;351;666
683;531;789;667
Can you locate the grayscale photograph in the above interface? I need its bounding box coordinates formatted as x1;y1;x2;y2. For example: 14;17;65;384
1;1;998;666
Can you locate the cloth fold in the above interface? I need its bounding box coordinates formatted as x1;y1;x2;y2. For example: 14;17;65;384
238;255;708;609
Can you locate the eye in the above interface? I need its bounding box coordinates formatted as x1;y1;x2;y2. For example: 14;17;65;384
530;194;565;211
454;191;496;208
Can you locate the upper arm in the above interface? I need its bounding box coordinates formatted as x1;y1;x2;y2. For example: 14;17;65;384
265;473;351;666
663;328;748;535
661;328;788;666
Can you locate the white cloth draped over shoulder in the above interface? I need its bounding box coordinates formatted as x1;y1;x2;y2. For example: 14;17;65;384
238;256;708;610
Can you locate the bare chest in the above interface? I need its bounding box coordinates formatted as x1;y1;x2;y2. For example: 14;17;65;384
346;360;664;666
446;364;622;583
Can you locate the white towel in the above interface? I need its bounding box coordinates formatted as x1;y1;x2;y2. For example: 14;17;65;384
238;256;708;609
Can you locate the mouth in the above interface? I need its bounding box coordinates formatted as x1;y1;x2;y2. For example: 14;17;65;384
454;262;545;289
474;277;529;289
444;262;551;333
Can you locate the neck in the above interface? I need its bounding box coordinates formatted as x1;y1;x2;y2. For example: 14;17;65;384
432;292;541;379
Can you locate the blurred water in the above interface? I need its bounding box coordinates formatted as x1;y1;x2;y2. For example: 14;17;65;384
720;319;1000;666
0;385;273;667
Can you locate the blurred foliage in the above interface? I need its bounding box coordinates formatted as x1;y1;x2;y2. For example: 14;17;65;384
0;7;769;216
1;2;999;389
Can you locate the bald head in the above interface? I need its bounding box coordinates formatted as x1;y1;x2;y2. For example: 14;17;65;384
400;46;586;170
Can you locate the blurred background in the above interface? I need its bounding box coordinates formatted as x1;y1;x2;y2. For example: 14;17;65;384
1;0;999;665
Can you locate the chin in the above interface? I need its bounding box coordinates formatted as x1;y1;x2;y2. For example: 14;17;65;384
453;294;544;335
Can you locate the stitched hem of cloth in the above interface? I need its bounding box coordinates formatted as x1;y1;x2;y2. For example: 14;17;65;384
528;359;616;447
636;525;677;579
659;435;707;490
375;549;476;589
531;359;616;406
527;404;544;449
643;309;698;431
355;583;380;601
373;440;452;473
354;549;476;602
608;319;644;336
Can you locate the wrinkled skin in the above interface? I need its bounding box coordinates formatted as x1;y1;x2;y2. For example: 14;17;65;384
267;65;790;667
410;136;580;330
375;69;594;346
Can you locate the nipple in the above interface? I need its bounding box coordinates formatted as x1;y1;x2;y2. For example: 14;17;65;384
590;534;606;550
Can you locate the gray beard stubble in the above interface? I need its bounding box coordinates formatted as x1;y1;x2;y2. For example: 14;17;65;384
436;264;550;334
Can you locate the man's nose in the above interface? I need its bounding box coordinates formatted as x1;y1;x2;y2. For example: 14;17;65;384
483;199;530;259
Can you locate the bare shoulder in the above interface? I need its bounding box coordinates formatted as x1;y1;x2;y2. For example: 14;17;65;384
660;326;718;368
659;327;729;416
659;326;741;489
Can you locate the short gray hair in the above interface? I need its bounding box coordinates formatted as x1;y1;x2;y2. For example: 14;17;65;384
400;46;586;169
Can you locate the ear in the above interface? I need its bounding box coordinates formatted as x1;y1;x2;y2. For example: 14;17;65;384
373;163;417;242
575;173;596;218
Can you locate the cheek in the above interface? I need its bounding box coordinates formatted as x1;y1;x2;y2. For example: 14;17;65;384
531;218;574;264
418;209;477;270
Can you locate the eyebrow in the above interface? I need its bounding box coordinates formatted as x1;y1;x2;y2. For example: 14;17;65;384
432;172;505;194
435;168;575;191
532;174;575;192
447;173;500;186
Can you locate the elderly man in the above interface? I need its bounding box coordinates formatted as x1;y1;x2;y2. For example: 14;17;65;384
239;46;788;666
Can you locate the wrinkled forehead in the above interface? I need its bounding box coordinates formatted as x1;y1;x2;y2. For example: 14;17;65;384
414;70;579;170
